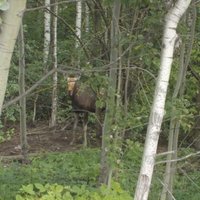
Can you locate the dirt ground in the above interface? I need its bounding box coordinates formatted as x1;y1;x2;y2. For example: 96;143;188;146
0;121;100;157
0;120;168;159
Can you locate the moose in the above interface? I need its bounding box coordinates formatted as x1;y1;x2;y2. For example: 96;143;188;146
67;76;104;147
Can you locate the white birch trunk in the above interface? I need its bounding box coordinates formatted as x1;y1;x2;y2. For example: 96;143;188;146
134;1;191;200
50;1;58;127
75;0;82;48
161;6;196;200
85;2;89;33
0;0;27;115
44;0;51;66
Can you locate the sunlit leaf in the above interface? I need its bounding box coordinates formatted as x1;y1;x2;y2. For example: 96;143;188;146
22;184;35;195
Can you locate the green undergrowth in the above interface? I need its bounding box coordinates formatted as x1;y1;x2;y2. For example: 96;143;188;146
0;143;200;200
15;181;132;200
0;149;100;200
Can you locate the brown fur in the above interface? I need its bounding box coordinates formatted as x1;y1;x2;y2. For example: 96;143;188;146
67;77;102;147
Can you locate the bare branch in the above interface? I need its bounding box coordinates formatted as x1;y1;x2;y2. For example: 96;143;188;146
156;151;200;165
24;0;79;12
2;68;57;110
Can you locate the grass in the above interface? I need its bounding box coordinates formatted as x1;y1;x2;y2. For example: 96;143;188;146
0;144;200;200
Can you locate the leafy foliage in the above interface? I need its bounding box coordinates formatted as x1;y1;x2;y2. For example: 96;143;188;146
0;149;100;200
1;1;200;200
16;181;132;200
0;146;199;200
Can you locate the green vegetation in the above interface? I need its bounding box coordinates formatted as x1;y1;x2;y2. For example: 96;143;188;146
0;144;200;200
0;149;100;199
16;182;132;200
0;1;200;200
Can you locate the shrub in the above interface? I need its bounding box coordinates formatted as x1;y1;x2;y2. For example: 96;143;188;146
16;181;132;200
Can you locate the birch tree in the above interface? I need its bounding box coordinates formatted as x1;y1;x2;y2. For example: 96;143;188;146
0;0;27;115
44;0;51;67
50;0;58;127
85;1;89;33
134;1;192;199
161;5;196;200
75;0;82;49
32;0;51;124
75;0;82;67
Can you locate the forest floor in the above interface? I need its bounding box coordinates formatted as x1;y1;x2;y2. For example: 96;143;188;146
0;121;101;157
0;121;167;158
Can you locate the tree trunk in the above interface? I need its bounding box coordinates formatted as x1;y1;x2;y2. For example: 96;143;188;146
75;0;82;48
18;23;28;161
50;0;58;127
99;0;121;186
161;5;196;200
0;0;27;115
75;0;82;67
44;0;51;68
32;94;38;124
134;1;191;200
85;1;89;33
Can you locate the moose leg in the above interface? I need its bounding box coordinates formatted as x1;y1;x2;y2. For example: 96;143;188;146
83;112;88;147
70;112;78;145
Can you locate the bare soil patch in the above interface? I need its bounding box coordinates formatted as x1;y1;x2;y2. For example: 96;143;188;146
0;121;100;157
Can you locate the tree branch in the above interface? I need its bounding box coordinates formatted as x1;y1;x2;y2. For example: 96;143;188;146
156;151;200;165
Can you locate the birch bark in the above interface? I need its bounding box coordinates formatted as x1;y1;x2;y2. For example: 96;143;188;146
0;0;27;115
85;1;89;33
75;0;82;67
50;0;58;127
134;1;191;199
44;0;51;67
75;0;82;49
161;6;196;200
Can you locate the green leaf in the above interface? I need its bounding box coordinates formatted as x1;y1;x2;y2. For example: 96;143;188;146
54;184;64;193
62;192;73;200
15;195;24;200
22;184;35;195
34;183;46;193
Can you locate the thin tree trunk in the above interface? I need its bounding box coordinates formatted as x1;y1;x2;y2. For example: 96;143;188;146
19;23;28;161
85;1;89;33
99;0;121;186
75;0;82;68
75;0;82;48
32;0;51;124
0;0;27;115
44;0;51;68
50;0;58;127
134;1;191;200
161;5;196;200
161;41;186;200
32;93;38;124
91;0;102;67
122;9;138;138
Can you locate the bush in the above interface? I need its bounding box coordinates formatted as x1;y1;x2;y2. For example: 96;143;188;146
16;181;132;200
0;149;100;200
